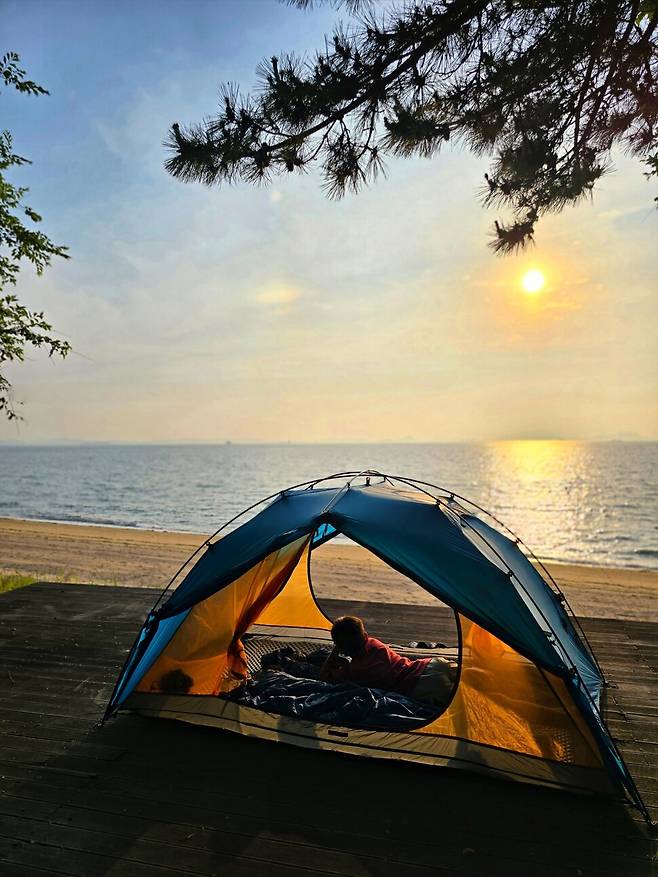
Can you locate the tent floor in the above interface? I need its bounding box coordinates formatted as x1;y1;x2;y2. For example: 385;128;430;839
0;582;655;877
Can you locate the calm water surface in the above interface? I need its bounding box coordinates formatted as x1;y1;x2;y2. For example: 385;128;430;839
0;442;656;570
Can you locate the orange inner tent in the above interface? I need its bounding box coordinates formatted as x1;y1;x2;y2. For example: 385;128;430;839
136;536;604;773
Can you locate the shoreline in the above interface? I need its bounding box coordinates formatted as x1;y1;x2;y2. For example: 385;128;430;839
1;516;657;621
1;513;655;574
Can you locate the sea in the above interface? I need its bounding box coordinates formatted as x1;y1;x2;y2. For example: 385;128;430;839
0;442;656;570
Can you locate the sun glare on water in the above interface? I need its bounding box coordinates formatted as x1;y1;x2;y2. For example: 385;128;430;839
521;269;545;294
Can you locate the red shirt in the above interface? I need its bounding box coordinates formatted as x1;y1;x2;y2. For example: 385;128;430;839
336;637;429;696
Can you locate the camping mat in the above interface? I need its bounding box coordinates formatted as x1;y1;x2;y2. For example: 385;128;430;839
243;632;459;676
243;635;328;676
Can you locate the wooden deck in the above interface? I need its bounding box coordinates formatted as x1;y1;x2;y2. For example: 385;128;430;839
0;582;655;877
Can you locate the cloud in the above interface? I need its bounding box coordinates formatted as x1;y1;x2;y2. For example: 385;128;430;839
254;285;304;307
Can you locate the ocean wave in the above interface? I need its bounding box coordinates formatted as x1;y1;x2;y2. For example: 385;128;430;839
0;513;165;532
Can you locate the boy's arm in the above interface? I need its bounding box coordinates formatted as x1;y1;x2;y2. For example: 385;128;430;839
319;646;348;682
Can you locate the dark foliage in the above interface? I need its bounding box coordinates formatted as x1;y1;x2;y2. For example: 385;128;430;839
0;53;70;420
165;1;658;252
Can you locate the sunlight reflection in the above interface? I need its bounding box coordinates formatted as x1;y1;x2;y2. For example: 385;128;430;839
480;441;594;561
493;439;576;484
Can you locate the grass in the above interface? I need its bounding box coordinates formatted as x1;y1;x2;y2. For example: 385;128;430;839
0;571;100;594
0;572;38;594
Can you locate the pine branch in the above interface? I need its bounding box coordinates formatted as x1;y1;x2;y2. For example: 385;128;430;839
165;1;658;253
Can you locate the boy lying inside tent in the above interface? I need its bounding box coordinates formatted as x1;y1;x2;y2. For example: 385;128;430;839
321;616;455;707
228;616;457;731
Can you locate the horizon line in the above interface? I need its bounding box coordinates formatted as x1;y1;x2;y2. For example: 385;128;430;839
0;438;656;447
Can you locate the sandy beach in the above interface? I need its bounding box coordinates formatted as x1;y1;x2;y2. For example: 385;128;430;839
1;516;657;621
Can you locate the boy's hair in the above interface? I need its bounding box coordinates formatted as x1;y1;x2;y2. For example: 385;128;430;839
331;616;368;656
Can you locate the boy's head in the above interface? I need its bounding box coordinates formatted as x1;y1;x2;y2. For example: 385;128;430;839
331;616;368;657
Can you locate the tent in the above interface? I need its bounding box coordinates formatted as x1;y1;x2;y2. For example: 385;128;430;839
104;471;648;819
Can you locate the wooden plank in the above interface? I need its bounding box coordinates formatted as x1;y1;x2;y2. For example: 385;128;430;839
0;834;189;877
0;582;656;877
0;709;651;844
0;808;443;877
3;717;650;847
0;770;653;864
0;864;78;877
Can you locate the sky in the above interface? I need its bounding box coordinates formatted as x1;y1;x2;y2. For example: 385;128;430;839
1;0;657;443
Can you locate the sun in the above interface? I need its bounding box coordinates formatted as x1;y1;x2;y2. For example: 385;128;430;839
521;269;545;294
